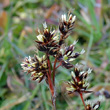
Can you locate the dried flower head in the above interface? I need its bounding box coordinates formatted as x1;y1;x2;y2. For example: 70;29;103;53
59;14;76;35
58;14;76;47
66;66;92;94
85;100;100;110
21;55;48;82
57;42;84;69
36;23;60;55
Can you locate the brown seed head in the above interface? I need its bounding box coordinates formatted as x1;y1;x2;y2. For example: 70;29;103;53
21;55;48;82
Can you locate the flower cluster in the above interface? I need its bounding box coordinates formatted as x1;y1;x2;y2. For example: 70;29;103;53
21;55;48;82
57;42;85;69
66;65;92;94
58;14;76;46
21;14;79;84
21;12;101;109
21;13;81;108
36;23;59;56
85;100;100;110
59;14;76;35
66;65;101;110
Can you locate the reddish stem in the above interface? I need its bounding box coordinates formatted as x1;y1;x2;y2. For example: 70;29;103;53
53;58;57;85
79;92;86;110
46;53;56;109
46;54;56;109
47;54;51;76
47;72;54;96
55;62;62;69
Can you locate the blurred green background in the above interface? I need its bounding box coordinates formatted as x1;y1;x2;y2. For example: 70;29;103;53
0;0;110;110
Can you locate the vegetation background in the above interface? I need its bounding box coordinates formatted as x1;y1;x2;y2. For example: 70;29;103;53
0;0;110;110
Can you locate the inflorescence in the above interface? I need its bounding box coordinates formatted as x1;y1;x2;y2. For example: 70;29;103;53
21;13;100;110
66;66;92;94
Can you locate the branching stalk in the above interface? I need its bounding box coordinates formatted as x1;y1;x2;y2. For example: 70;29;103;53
55;62;62;69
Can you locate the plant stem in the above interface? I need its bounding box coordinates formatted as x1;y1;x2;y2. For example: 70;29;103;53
53;58;57;85
79;92;86;110
47;54;51;76
55;62;62;69
47;72;54;96
47;73;56;110
46;53;56;110
46;53;54;96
